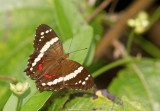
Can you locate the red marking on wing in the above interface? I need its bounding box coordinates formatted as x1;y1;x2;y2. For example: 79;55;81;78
39;64;42;71
48;76;52;78
39;58;45;71
53;74;59;77
44;74;59;79
44;74;49;78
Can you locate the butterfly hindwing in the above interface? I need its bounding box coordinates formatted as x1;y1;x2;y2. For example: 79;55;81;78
24;24;63;79
63;60;94;90
36;58;94;91
36;63;65;91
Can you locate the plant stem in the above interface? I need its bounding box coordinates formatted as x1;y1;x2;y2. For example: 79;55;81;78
16;95;20;111
0;75;17;82
126;30;134;55
134;35;160;58
92;57;137;78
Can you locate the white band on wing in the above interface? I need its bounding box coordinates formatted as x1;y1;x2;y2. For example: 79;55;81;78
30;37;59;71
41;66;84;86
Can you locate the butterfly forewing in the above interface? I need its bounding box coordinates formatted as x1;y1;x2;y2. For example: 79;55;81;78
24;24;63;79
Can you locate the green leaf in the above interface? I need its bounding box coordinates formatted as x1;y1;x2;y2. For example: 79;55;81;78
2;93;18;111
122;96;147;111
54;0;86;41
0;1;55;109
63;93;118;110
150;7;160;25
3;0;94;111
108;58;160;111
47;90;146;111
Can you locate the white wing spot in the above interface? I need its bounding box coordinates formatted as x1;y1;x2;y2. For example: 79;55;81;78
30;67;33;71
41;32;44;35
85;77;89;80
82;81;85;85
39;39;41;41
47;82;52;86
46;30;49;33
42;83;46;86
41;36;44;38
75;82;78;85
49;29;52;32
88;75;91;77
79;80;81;83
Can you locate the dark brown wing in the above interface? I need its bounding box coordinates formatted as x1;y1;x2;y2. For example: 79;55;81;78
63;60;94;90
35;62;65;91
36;59;94;91
24;24;63;79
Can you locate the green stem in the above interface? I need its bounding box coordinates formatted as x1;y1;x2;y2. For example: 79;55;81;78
92;57;137;78
127;30;134;55
16;95;20;111
150;7;160;25
134;35;160;58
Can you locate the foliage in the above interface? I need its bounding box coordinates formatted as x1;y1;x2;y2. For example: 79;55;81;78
1;0;160;111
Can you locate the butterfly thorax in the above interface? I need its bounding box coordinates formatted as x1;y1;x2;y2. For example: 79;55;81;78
56;53;69;64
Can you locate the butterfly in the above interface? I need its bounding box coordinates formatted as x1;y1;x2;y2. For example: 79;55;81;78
24;24;94;91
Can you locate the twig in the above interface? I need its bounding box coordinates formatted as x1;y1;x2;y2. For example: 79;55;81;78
86;0;112;23
109;0;119;13
94;0;155;61
0;75;17;82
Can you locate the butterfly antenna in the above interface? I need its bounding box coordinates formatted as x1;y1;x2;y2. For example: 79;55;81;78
68;36;74;53
69;48;88;54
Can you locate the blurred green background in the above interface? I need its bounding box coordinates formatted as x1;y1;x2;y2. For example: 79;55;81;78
1;0;160;111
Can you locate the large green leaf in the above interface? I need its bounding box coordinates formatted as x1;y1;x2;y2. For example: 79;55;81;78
0;0;56;109
47;90;146;111
54;0;86;41
108;58;160;111
3;0;94;111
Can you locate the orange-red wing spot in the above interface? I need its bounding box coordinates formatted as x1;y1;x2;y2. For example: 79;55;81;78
42;58;45;63
38;58;45;71
39;64;42;71
44;74;49;78
48;76;52;79
53;74;59;77
44;74;59;79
